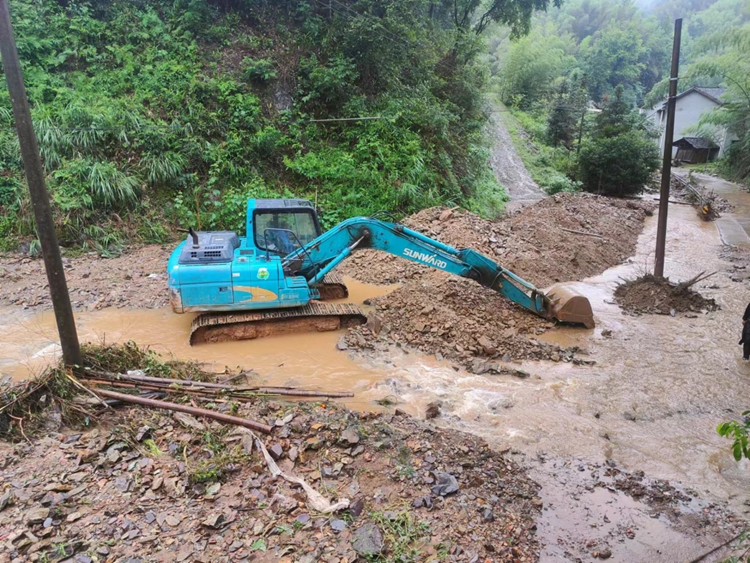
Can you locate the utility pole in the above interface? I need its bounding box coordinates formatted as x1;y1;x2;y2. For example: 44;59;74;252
654;18;682;279
0;0;81;365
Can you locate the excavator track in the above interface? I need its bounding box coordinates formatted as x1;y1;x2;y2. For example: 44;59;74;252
189;302;365;345
316;273;349;300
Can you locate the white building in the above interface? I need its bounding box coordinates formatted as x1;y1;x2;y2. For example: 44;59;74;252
646;86;738;158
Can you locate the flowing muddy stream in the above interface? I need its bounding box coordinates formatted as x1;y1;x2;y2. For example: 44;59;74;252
2;195;750;560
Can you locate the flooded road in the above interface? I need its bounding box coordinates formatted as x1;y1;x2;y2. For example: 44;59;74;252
2;188;750;560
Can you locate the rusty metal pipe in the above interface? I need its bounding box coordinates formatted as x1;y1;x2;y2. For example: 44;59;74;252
93;388;273;434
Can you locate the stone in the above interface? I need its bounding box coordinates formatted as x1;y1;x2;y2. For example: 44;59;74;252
26;507;49;524
366;313;383;335
425;401;441;420
597;548;612;559
352;523;384;556
173;412;205;431
288;447;299;462
477;336;496;355
623;412;636;422
202;513;225;529
336;337;348;351
330;519;347;532
349;499;365;518
0;489;13;512
340;428;360;445
206;482;221;496
430;472;459;496
96;546;110;556
269;444;284;460
439;209;453;222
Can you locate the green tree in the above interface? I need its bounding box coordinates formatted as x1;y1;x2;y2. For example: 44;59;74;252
578;86;659;196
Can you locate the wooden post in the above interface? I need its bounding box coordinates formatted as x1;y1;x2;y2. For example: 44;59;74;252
0;0;81;365
654;18;682;279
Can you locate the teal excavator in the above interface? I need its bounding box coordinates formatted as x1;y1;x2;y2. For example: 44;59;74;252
167;199;594;344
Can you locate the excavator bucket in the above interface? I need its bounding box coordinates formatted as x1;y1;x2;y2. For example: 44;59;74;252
545;284;595;328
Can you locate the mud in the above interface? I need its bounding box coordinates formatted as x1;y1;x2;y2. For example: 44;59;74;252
0;246;172;311
614;274;720;316
340;193;653;289
340;194;652;369
0;381;542;563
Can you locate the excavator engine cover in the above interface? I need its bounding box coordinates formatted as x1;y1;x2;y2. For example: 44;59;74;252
545;284;595;328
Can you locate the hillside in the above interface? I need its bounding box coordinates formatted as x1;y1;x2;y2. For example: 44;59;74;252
0;0;534;254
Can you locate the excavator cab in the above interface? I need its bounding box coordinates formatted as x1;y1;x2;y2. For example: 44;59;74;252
248;199;323;256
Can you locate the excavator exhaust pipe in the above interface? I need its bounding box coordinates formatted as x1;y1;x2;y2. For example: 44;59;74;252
545;284;595;329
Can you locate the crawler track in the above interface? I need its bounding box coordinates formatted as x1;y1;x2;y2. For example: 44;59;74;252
189;302;365;345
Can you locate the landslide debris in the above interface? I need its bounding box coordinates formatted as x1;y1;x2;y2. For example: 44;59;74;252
341;194;652;368
614;274;719;316
0;344;541;563
0;245;172;311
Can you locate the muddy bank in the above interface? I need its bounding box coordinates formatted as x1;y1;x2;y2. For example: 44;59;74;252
615;274;720;316
0;350;541;563
0;246;172;311
340;194;652;368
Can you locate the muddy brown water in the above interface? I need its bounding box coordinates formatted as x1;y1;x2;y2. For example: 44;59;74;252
2;195;750;560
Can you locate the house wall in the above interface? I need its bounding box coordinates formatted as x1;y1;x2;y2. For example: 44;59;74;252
651;90;739;158
656;91;721;157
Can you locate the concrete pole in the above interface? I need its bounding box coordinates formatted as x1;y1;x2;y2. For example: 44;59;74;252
654;18;682;278
0;0;81;365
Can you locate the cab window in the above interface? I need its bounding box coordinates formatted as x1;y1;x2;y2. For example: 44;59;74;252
254;211;319;254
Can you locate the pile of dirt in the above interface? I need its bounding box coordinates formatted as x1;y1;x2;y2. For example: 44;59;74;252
341;194;653;288
614;275;720;315
0;246;172;311
0;349;542;563
342;194;652;368
343;270;574;370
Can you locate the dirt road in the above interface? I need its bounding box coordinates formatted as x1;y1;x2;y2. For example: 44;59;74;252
487;108;545;210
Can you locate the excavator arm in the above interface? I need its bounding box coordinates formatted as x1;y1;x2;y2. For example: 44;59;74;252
282;217;593;326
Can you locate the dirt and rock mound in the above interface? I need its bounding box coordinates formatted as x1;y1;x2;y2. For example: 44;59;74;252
0;246;172;311
341;194;652;369
341;193;653;289
0;347;542;563
614;275;720;316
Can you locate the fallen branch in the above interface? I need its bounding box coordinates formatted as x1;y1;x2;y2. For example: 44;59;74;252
92;388;273;434
678;271;717;289
560;227;605;239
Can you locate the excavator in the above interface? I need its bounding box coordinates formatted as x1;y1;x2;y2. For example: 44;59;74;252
167;199;594;344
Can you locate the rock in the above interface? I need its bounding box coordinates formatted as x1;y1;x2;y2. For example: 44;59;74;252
430;472;459;496
597;548;612;559
173;412;205;431
202;513;225;529
288;446;299;462
0;489;13;512
412;496;433;509
366;313;383;335
66;511;83;523
26;507;49;524
425;401;441;420
349;499;365;518
135;426;152;442
477;336;496;355
330;519;347;532
394;408;407;416
96;546;110;556
482;507;494;522
439;209;453;222
340;428;360;445
352;523;384;556
269;443;284;460
205;482;221;496
623;412;636;422
336;337;348;351
165;514;181;527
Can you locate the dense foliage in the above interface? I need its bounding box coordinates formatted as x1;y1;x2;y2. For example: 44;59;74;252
0;0;559;252
489;0;747;192
578;87;659;195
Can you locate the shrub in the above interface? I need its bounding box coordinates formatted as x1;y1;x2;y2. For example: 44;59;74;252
578;131;659;196
242;58;277;83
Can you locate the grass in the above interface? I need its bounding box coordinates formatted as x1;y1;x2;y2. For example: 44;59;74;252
368;509;432;562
